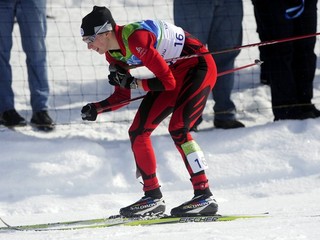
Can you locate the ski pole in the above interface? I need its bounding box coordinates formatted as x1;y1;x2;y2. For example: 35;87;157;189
165;32;320;62
125;32;320;70
217;59;263;77
101;59;262;111
101;95;146;110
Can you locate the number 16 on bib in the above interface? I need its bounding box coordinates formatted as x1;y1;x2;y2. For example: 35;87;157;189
181;140;208;173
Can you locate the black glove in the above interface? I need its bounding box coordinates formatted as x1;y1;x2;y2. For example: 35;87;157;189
108;64;137;89
81;103;98;121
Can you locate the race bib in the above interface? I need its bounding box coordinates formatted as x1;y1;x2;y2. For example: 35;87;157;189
157;21;185;64
181;140;208;173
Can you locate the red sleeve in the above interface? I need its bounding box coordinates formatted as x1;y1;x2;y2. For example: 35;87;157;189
128;30;176;91
94;86;131;113
94;52;131;113
94;52;131;112
105;86;131;111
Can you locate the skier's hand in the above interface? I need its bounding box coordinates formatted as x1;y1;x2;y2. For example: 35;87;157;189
108;64;137;89
81;103;98;121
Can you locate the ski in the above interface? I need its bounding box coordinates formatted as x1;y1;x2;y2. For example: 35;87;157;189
0;213;268;232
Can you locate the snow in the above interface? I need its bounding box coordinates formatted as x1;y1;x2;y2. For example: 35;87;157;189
1;0;320;239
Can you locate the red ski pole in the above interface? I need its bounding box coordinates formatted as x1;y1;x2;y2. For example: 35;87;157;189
217;59;263;77
214;32;320;55
101;95;145;110
125;32;320;70
165;32;320;62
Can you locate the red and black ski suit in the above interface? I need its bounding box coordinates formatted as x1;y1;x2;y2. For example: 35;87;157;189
96;23;217;193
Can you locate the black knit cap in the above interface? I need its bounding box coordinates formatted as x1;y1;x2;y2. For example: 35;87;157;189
80;6;116;36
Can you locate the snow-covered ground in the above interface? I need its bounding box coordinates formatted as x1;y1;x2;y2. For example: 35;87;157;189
0;1;320;239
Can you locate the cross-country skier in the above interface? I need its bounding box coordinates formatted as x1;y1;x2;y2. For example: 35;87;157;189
80;6;218;217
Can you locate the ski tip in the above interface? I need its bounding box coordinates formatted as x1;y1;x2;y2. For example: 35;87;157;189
0;217;9;227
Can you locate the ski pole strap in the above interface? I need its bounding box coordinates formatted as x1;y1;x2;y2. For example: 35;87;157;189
285;0;304;19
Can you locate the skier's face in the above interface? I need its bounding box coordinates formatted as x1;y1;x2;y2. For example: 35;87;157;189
84;33;107;54
84;31;117;54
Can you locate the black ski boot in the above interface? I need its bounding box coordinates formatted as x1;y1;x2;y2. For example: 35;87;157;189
171;194;218;217
120;196;166;217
